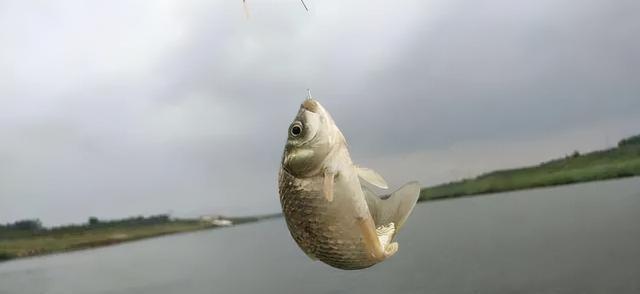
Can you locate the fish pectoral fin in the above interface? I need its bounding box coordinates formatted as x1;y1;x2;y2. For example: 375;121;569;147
323;171;335;202
357;217;397;261
356;167;389;189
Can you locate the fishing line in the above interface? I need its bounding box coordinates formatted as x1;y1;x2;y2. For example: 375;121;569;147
242;0;251;19
242;0;309;18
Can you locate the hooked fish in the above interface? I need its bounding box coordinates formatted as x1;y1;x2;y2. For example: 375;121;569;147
278;98;420;270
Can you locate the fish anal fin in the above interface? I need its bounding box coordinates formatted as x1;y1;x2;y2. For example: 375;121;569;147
376;222;396;248
356;216;396;261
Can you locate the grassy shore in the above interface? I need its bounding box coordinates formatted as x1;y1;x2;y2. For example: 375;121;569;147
0;221;216;262
0;214;281;262
419;136;640;201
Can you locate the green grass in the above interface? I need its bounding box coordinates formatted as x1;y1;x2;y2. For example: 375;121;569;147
419;143;640;201
0;213;283;262
0;221;216;261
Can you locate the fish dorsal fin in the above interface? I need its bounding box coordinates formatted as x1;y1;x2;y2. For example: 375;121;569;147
357;167;389;189
362;181;421;235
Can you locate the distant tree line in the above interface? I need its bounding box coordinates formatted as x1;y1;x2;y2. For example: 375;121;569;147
83;214;171;227
0;214;174;239
619;134;640;147
0;219;43;232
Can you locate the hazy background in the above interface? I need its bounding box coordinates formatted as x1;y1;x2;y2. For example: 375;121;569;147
1;0;639;225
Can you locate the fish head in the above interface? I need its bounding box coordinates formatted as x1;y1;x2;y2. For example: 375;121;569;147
282;98;345;177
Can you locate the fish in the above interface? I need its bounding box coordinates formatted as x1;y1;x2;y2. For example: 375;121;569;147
278;97;421;270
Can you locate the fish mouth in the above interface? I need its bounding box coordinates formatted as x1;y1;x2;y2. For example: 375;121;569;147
301;99;320;113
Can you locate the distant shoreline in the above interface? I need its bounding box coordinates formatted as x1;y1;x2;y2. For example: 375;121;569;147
0;214;280;263
0;223;213;263
2;136;638;263
419;136;640;201
421;174;639;204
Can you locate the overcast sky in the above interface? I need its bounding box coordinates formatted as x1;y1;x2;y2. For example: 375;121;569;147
1;0;639;225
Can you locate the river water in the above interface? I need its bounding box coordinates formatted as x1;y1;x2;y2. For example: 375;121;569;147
1;178;639;294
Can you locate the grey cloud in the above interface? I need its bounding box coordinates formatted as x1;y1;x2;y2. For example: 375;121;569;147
1;0;638;225
344;0;640;155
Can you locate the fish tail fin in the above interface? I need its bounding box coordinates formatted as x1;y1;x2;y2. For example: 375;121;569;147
363;181;421;238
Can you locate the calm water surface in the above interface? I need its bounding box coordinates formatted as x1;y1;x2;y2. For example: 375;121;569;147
1;178;639;294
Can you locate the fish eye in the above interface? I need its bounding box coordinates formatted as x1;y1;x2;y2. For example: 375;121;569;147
290;122;303;137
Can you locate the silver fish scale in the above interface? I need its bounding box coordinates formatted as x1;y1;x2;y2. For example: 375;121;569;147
278;169;376;270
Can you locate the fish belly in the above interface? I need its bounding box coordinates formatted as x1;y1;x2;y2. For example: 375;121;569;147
279;169;376;270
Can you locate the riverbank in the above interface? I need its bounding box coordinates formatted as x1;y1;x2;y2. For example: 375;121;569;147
419;136;640;201
0;221;214;262
0;214;280;262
